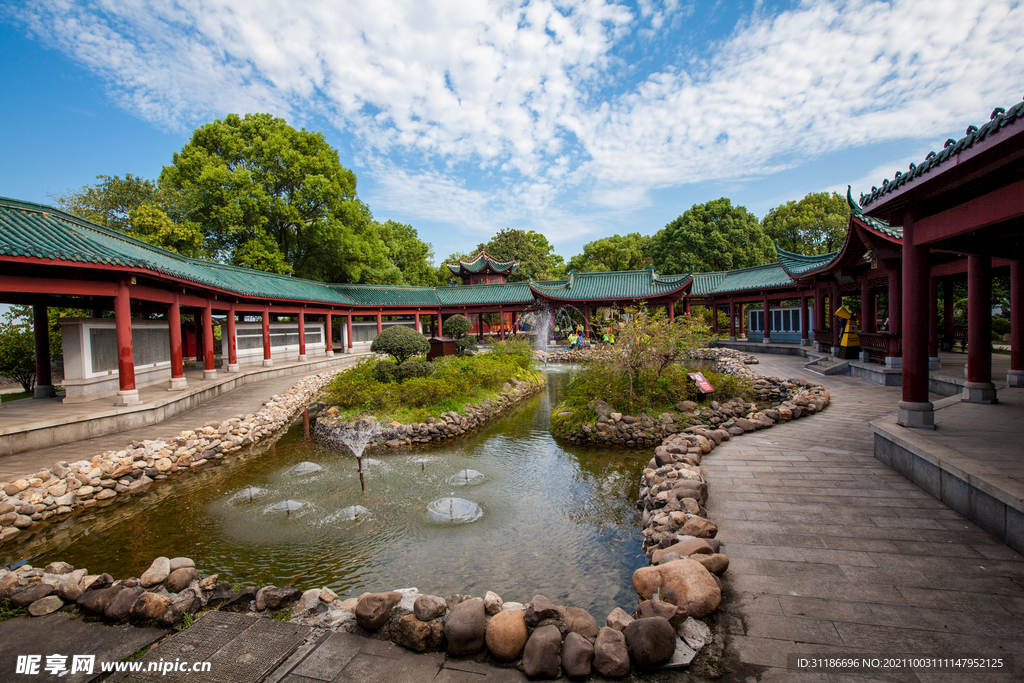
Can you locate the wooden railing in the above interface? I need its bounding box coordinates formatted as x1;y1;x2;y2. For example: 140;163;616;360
858;332;900;364
812;328;831;345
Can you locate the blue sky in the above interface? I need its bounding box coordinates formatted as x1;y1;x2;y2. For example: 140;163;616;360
1;0;1022;266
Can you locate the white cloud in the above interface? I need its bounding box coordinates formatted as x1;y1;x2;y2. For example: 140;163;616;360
14;0;1024;240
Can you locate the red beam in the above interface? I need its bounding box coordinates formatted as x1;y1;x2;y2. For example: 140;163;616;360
2;276;116;297
915;178;1024;246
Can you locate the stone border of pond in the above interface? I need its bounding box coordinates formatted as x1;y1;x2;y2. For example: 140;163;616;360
0;351;832;679
314;375;546;449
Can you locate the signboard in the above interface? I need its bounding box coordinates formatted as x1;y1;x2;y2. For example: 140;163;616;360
688;372;715;394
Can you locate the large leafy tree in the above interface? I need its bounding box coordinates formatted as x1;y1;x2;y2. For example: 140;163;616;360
650;198;774;274
762;191;849;255
566;233;652;273
378;220;442;286
477;228;565;282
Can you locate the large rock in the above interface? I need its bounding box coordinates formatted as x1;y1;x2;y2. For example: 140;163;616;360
44;561;74;575
524;594;559;627
413;594;447;621
636;599;678;622
165;567;198;593
484;590;503;615
631;559;721;618
221;587;258;612
392;613;443;652
78;586;122;615
561;632;594;680
444;597;486;656
28;595;64;617
355;592;402;630
485;608;528;662
691;553;729;576
140;557;170;588
293;589;324;619
522;624;561;679
593;627;630;678
557;606;600;638
10;583;56;608
206;583;235;608
104;586;145;621
651;538;713;565
680;516;718;539
263;586;302;611
130;592;171;621
168;557;195;572
58;570;88;602
605;607;633;632
156;590;200;628
623;617;676;669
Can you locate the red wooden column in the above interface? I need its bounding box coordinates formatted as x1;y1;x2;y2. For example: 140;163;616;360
942;277;955;349
863;283;876;333
927;276;939;368
499;308;506;340
729;300;737;339
32;304;55;398
202;300;217;380
262;304;273;367
899;208;934;428
710;303;719;333
583;305;591;337
964;254;996;403
667;302;674;320
830;281;840;354
347;313;354;349
738;303;745;337
762;293;771;344
414;312;421;334
114;278;141;405
226;303;239;372
326;312;334;357
298;308;307;361
1008;259;1023;387
799;293;809;346
167;294;186;390
683;298;690;315
376;312;382;335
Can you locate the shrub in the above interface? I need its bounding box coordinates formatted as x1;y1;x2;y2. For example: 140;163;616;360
373;360;399;384
0;322;37;392
398;360;433;382
370;325;430;364
456;335;477;356
443;314;472;339
399;377;454;407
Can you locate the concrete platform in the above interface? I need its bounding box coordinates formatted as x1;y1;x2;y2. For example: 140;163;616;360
872;388;1024;554
0;353;368;460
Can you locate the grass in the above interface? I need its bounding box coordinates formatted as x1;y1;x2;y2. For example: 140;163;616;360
271;608;292;621
1;391;32;403
0;597;27;621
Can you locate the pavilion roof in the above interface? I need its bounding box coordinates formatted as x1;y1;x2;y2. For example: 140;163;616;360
528;267;691;302
775;245;841;279
690;262;795;296
446;249;519;276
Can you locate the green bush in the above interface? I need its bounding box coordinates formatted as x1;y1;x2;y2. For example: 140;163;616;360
370;325;430;364
373;360;399;384
443;314;472;339
0;322;37;392
399;377;454;406
456;335;477;356
398;360;433;382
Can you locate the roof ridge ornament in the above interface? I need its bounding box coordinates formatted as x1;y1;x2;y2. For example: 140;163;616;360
846;186;863;216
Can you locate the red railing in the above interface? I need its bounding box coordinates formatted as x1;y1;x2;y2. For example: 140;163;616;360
858;332;900;364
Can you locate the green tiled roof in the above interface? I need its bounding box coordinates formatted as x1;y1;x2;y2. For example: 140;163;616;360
697;263;794;295
846;187;901;240
860;98;1024;208
776;244;840;278
528;267;690;301
328;283;439;307
446;249;519;275
437;282;534;306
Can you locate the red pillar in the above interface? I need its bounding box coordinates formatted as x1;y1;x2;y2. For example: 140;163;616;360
326;312;334;357
762;294;771;343
499;308;506;340
964;254;996;403
710;303;718;333
113;278;140;405
414;312;421;334
830;281;840;353
864;284;876;334
683;298;690;315
800;294;809;346
202;301;217;380
583;305;591;337
347;313;353;349
226;304;238;371
928;276;939;366
738;303;745;337
376;312;382;335
667;302;675;321
262;304;273;367
168;294;186;390
298;308;307;361
32;304;55;398
899;208;934;427
1009;259;1023;387
942;277;955;349
888;267;902;335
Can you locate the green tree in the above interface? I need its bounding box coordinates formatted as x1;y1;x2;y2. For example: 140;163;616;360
378;220;441;286
0;319;37;392
478;229;565;282
159;112;397;283
443;315;472;339
370;325;430;364
762;191;849;255
650;198;774;274
566;233;652;273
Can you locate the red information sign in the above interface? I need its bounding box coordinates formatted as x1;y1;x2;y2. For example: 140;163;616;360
688;372;715;394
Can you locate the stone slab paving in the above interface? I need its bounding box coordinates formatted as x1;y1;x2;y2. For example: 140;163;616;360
707;352;1024;682
0;612;167;683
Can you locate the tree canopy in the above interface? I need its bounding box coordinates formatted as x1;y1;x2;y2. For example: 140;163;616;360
762;191;849;255
477;228;565;281
378;220;442;286
649;198;774;274
565;233;652;273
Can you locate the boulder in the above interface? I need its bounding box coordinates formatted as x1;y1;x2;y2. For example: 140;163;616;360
485;608;528;662
165;567;198;593
206;583;234;609
635;599;678;622
156;590;200;628
168;557;195;572
444;597;486;656
392;613;444;652
78;586;122;615
57;570;88;602
413;594;447;621
293;589;323;619
632;559;721;618
355;592;402;630
221;587;258;612
11;583;56;608
691;553;729;576
130;592;171;621
651;538;713;565
557;606;600;638
44;561;74;575
28;595;64;617
679;617;712;651
140;557;170;588
605;607;633;632
561;632;594;680
680;516;718;539
623;617;676;668
263;586;302;611
522;624;561;678
484;590;503;615
593;627;630;678
524;594;559;627
104;586;145;621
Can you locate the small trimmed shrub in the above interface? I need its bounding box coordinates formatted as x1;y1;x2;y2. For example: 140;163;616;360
456;335;477;357
373;361;399;384
443;315;472;339
371;325;430;364
398;360;433;382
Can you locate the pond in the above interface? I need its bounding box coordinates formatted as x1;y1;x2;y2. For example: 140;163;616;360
1;366;649;618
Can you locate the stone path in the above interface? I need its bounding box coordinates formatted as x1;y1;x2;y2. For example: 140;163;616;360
706;353;1024;682
0;357;364;481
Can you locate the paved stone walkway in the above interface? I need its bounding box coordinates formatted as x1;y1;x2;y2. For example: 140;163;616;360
707;353;1024;682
